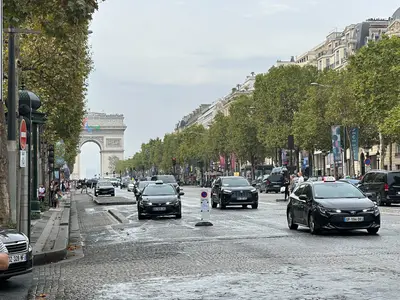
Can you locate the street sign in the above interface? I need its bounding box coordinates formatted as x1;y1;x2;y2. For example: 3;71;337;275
20;150;27;168
195;189;213;227
364;158;371;166
20;119;27;150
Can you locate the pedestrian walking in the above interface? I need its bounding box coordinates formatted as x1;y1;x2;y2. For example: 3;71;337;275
284;172;290;201
81;179;88;194
0;240;9;270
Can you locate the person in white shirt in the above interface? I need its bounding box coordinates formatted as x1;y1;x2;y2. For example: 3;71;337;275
0;240;9;270
297;171;305;184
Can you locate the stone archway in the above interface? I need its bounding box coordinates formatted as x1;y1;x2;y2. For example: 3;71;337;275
71;112;127;179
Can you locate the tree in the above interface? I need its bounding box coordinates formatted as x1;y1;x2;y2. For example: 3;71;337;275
227;95;266;179
347;36;400;167
0;1;99;224
208;112;231;169
253;65;318;150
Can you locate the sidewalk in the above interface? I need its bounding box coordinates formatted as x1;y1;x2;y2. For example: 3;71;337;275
30;191;72;265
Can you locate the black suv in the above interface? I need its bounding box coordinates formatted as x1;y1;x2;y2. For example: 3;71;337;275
211;176;258;209
0;229;33;280
357;170;400;206
260;173;284;193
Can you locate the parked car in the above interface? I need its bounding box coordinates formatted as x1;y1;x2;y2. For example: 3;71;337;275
0;229;33;281
151;175;180;192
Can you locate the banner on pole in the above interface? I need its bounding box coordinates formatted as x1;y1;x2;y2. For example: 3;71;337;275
331;126;341;162
350;128;359;161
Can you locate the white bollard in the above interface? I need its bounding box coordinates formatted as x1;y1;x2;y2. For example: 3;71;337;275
195;190;213;226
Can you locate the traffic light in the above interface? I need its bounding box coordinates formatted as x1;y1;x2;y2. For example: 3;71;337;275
172;157;176;166
48;144;54;166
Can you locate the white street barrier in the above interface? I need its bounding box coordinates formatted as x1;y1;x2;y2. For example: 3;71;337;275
195;190;213;226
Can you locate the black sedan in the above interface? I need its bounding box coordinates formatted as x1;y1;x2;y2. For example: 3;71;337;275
0;229;33;280
137;181;184;220
286;178;380;234
94;181;115;197
211;176;258;209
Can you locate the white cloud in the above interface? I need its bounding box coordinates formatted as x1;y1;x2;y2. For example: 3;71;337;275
258;0;295;16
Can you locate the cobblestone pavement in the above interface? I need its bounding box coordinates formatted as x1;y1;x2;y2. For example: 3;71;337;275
25;187;400;300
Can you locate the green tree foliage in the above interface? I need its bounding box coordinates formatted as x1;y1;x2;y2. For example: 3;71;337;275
208;112;231;161
253;65;318;149
0;0;100;224
227;95;265;174
347;36;400;135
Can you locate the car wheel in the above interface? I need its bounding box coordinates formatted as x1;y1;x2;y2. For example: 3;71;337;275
94;193;98;197
275;191;279;194
367;228;379;234
138;208;145;220
176;212;182;219
220;202;226;209
211;199;217;208
309;214;320;235
251;203;258;209
287;209;298;230
376;193;383;206
111;193;115;197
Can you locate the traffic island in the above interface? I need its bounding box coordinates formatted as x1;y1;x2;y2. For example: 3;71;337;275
31;193;72;266
89;193;136;205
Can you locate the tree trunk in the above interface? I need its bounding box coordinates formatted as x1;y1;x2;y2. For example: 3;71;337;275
0;104;11;224
389;142;393;170
250;156;255;180
379;132;385;169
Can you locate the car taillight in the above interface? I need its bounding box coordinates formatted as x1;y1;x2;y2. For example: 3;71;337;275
384;183;389;192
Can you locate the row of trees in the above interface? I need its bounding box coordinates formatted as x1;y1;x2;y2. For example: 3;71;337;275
0;1;102;223
117;35;400;177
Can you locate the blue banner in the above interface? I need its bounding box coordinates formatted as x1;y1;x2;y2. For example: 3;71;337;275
331;126;341;162
350;128;359;161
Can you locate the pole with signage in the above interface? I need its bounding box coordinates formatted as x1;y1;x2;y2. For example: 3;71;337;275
195;190;213;227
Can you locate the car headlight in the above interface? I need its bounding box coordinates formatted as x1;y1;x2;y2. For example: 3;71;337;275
373;205;380;216
250;188;257;193
317;205;328;215
166;200;179;205
223;190;232;194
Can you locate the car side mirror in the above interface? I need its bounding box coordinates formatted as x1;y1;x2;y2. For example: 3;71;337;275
252;183;257;187
299;195;308;201
179;192;185;196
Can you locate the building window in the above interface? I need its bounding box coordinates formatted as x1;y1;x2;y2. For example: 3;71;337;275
396;144;400;154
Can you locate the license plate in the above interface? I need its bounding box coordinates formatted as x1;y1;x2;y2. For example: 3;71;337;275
9;254;27;264
237;197;247;200
153;207;166;211
344;217;364;222
274;185;280;187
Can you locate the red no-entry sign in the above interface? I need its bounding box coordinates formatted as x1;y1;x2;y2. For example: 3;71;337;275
20;119;27;150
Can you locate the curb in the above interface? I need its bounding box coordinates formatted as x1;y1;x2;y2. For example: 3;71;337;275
33;194;73;266
108;209;130;223
94;199;136;205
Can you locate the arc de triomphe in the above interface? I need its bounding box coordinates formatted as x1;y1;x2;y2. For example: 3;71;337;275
71;112;127;179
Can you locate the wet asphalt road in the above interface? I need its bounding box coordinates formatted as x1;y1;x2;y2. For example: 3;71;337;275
21;186;400;299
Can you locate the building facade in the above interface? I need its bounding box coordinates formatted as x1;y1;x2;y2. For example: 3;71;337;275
174;104;211;132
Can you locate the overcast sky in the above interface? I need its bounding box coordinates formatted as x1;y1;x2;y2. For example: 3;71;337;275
79;0;399;178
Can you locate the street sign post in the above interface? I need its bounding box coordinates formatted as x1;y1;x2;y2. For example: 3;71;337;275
364;158;371;166
20;150;26;168
195;190;213;227
20;119;27;150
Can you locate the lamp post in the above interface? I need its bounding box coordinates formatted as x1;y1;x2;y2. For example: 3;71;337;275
376;151;381;169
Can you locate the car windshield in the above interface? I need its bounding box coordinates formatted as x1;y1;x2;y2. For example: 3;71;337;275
143;184;176;196
222;177;250;187
97;181;111;187
314;183;365;198
139;181;151;190
152;175;176;183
